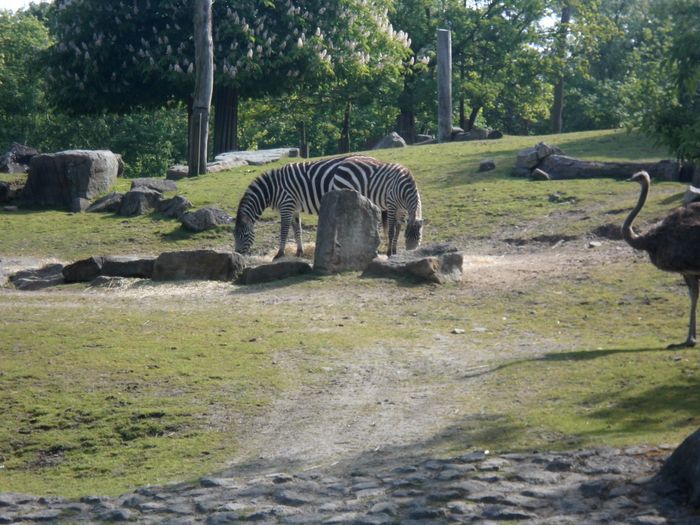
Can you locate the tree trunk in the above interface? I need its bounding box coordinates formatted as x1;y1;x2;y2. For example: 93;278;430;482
466;106;480;131
188;0;214;177
459;97;466;130
338;100;351;153
213;85;239;155
437;28;452;142
396;109;416;144
550;4;572;134
297;121;309;158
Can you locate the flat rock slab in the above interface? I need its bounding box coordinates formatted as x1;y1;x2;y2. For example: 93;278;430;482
63;255;156;282
152;250;244;282
362;243;464;284
130;178;177;193
214;148;300;167
9;264;65;290
238;260;313;285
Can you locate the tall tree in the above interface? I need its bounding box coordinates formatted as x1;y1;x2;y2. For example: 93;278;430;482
188;0;213;176
549;1;571;133
45;0;409;157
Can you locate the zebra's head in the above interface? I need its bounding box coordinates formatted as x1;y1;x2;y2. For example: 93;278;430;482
233;216;255;255
405;219;423;250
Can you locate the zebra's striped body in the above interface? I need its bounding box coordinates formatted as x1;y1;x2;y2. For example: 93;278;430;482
234;155;423;258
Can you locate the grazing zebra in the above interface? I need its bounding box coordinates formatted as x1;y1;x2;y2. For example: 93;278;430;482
234;155;423;258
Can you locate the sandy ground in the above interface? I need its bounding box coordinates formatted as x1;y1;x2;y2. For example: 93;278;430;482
0;240;645;477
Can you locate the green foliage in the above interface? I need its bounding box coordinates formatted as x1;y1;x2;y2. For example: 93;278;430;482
0;9;50;146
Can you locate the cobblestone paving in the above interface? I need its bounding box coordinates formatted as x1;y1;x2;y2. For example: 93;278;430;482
1;446;698;524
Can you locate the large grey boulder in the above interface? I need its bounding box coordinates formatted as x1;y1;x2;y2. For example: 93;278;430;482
362;243;464;284
118;187;163;216
238;259;313;285
10;263;65;290
659;427;700;506
152;250;244;281
180;206;233;232
373;132;407;149
313;190;381;274
24;150;119;211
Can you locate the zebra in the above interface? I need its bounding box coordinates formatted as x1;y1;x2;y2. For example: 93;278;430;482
233;155;423;258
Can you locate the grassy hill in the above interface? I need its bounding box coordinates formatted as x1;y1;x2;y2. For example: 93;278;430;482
1;129;698;498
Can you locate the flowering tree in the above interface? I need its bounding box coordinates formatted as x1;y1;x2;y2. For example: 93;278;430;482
46;0;409;156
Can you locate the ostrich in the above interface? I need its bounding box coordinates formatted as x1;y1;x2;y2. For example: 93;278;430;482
622;171;700;348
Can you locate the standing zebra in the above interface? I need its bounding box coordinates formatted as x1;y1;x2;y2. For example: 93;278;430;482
234;155;423;258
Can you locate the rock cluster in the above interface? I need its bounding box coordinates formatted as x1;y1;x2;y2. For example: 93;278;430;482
513;143;681;182
0;446;697;524
0;142;38;174
372;128;502;149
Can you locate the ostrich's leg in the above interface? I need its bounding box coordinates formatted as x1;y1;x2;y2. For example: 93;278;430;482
668;274;698;349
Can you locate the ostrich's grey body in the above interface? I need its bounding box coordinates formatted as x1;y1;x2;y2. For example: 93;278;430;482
622;171;700;348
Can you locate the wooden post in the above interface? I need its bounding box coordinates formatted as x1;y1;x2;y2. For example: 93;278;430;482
437;28;452;143
188;0;214;177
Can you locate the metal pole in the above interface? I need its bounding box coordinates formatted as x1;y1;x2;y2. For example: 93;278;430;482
437;28;452;143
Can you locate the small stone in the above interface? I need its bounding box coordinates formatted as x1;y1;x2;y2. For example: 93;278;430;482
631;516;667;525
276;489;314;506
200;476;237;488
98;508;133;521
369;501;397;515
479;159;496;172
482;505;536;521
20;509;63;521
452;328;465;334
588;240;602;248
460;451;489;463
531;168;551;181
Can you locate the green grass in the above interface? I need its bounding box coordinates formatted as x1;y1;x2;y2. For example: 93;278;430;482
0;129;679;259
2;128;698;497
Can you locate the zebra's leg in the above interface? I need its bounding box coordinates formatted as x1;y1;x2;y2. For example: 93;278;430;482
292;214;304;257
386;210;398;256
381;210;388;244
275;207;294;259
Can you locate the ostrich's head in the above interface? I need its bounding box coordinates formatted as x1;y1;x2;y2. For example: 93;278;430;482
405;219;423;250
627;171;651;185
233;216;255;255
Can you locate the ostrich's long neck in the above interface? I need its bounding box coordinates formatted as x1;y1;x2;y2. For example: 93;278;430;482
622;178;650;250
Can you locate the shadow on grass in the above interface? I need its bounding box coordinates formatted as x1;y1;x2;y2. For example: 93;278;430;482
461;346;665;380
